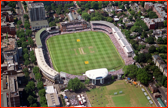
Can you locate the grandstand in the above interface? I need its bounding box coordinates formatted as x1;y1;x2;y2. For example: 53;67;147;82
90;21;134;57
34;21;134;83
60;20;90;32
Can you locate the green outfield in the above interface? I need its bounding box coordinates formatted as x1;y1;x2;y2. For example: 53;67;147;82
46;31;124;75
86;80;156;107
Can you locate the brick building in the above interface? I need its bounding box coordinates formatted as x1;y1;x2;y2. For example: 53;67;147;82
143;18;164;29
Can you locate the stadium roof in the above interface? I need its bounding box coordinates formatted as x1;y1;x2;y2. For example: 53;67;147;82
35;48;59;79
90;21;115;28
124;45;133;53
114;31;124;39
84;68;108;80
120;38;129;47
112;27;120;33
35;28;46;47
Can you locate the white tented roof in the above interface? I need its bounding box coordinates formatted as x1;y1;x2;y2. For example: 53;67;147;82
84;68;108;80
45;86;55;94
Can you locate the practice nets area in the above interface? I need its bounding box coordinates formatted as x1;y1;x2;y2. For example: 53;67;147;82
47;31;124;75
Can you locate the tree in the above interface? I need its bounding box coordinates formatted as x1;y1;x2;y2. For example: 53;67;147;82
111;76;114;80
98;1;102;9
163;37;167;44
35;73;42;81
37;81;44;90
141;31;147;38
28;37;34;47
119;5;125;10
38;89;46;97
24;5;27;11
33;66;39;74
30;103;37;107
24;23;30;29
47;17;53;23
45;5;51;12
27;95;36;105
56;8;61;14
163;80;167;88
26;29;32;37
160;46;167;53
25;72;29;80
55;18;59;23
114;1;118;6
17;20;22;25
24;60;30;66
23;53;29;60
23;14;29;19
131;26;142;33
23;48;28;54
149;46;156;53
137;68;151;85
49;21;56;27
91;1;98;9
23;68;28;73
157;37;164;44
107;17;113;23
40;96;47;105
148;11;158;19
82;12;90;21
85;78;90;85
30;55;36;64
30;51;34;56
8;1;16;8
123;65;138;78
25;81;35;93
146;37;154;44
103;1;109;7
77;9;82;15
17;40;22;47
67;78;85;92
164;20;167;27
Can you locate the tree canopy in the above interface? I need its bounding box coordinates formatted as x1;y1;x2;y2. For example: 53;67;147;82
123;65;138;78
33;66;39;74
67;78;85;92
25;81;35;93
137;68;152;85
37;81;44;90
146;37;154;44
8;1;16;8
38;89;46;97
82;12;90;21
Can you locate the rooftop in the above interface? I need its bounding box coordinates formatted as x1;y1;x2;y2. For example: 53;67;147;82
28;2;44;8
35;48;59;79
46;93;60;107
35;28;46;47
31;20;49;28
1;38;16;51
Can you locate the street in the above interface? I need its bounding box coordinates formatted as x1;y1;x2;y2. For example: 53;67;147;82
16;1;25;25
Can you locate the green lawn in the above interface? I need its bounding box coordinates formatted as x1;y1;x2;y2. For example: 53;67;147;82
47;31;124;75
86;80;156;107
